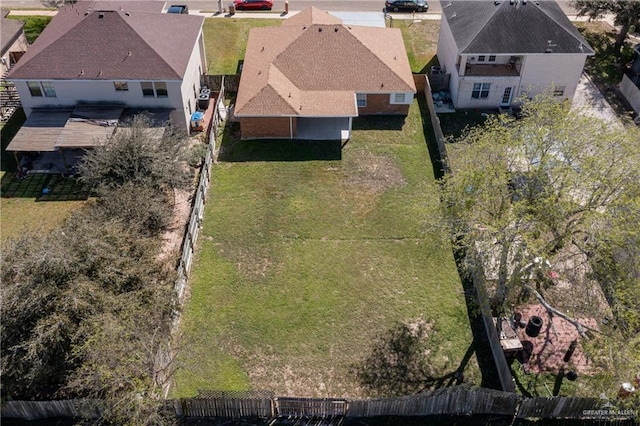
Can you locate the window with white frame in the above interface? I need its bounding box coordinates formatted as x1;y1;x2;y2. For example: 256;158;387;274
488;55;496;62
356;93;367;107
553;86;566;97
141;82;155;97
141;81;168;97
41;82;56;97
393;93;406;103
472;83;491;99
114;81;128;91
27;81;42;97
155;82;168;97
478;55;486;62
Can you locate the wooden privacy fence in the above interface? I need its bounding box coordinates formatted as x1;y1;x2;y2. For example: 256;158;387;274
423;75;450;175
4;387;637;422
1;399;103;421
347;387;517;418
204;74;240;93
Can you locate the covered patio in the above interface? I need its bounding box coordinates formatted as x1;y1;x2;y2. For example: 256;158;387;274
296;117;352;141
7;105;123;175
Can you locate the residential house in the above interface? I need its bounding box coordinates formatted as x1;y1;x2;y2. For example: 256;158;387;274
234;7;416;140
619;44;640;120
1;11;29;76
7;1;207;138
436;0;594;109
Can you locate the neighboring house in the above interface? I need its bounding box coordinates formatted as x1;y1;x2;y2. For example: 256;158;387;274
7;1;207;135
436;0;594;109
234;7;416;140
619;44;640;120
1;11;29;76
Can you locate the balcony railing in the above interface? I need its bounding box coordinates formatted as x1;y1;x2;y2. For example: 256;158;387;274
460;62;521;77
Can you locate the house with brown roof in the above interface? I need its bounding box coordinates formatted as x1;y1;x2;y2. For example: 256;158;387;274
1;11;29;76
437;0;593;109
7;0;207;142
234;7;416;140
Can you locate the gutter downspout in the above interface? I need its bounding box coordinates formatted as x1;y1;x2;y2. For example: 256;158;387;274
289;116;293;140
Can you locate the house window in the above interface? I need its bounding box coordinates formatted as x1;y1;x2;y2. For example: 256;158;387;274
472;83;491;99
114;81;128;91
553;86;566;97
27;81;42;97
154;82;168;97
141;81;155;97
488;55;496;62
393;93;406;103
41;82;56;97
478;55;486;62
356;93;367;108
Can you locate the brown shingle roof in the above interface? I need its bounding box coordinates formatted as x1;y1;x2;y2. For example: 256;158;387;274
235;7;416;117
1;13;25;55
8;4;203;80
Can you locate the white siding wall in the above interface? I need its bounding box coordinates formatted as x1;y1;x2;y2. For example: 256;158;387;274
519;54;588;101
12;27;207;130
436;16;460;103
619;74;640;115
14;79;184;120
179;30;207;127
455;76;521;109
1;33;29;74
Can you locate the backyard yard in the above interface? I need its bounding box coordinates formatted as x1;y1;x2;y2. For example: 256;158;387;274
172;99;479;398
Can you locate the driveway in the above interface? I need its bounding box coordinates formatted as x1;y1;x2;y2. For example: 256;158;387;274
571;73;621;127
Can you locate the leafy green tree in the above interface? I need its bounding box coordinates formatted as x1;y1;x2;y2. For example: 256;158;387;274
78;114;192;191
572;0;640;55
439;93;640;334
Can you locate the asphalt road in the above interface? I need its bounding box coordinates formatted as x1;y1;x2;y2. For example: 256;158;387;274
2;0;577;14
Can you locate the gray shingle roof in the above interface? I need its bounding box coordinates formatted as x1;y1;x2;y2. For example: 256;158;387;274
8;3;203;80
440;0;594;55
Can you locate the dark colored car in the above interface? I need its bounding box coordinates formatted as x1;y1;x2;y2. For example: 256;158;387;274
233;0;273;10
385;0;428;12
167;4;189;13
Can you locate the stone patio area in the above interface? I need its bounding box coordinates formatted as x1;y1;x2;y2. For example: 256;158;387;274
515;304;599;375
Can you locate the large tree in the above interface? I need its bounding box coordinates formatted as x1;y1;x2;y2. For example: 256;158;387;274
439;93;640;335
1;114;195;424
572;0;640;55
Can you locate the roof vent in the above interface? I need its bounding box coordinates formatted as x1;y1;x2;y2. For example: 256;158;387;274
98;12;104;18
125;12;130;16
494;0;500;4
84;12;89;15
318;27;322;32
334;27;338;32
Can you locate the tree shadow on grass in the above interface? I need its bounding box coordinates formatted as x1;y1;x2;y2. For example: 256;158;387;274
217;122;342;162
354;320;476;397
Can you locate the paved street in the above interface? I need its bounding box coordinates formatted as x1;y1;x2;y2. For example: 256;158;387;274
2;0;577;14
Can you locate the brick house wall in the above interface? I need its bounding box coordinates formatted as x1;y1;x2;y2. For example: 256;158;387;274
240;116;296;139
358;94;410;115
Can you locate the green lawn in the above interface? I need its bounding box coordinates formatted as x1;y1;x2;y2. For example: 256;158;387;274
172;100;478;398
7;15;53;44
393;19;440;73
203;18;280;74
1;111;87;244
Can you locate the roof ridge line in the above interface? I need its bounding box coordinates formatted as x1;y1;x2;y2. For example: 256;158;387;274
347;26;415;92
117;11;182;79
535;3;594;52
266;64;299;114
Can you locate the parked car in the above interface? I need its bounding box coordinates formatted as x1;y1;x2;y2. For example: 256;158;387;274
167;4;189;13
385;0;428;12
233;0;273;10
